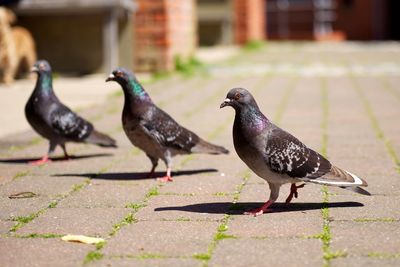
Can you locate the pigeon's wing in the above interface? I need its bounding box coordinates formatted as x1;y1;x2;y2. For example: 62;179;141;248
265;126;332;179
140;106;199;152
50;104;93;141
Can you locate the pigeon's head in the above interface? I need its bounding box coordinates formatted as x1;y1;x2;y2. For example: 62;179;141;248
106;68;133;84
31;60;52;75
220;88;257;110
106;68;148;98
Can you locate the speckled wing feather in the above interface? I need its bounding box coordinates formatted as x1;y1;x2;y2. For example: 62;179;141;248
141;106;200;153
265;126;332;179
50;104;93;142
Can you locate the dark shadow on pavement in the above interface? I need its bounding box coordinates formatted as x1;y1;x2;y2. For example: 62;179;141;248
0;153;114;164
53;168;218;180
154;201;364;215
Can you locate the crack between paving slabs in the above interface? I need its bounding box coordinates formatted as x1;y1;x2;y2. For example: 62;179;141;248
350;75;400;173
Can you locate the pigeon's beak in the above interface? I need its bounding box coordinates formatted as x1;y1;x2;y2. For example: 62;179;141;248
106;74;115;82
30;66;39;73
220;98;231;108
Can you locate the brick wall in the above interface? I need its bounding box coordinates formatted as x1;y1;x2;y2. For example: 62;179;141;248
134;0;196;72
233;0;265;44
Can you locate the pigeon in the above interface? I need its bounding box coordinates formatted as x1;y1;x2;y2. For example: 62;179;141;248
25;60;117;165
220;88;370;216
106;67;229;182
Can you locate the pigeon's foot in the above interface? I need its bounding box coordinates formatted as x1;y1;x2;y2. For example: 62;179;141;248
157;175;173;182
29;156;51;166
285;183;305;204
244;200;273;217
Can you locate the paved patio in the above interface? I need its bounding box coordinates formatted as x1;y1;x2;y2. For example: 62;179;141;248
0;42;399;267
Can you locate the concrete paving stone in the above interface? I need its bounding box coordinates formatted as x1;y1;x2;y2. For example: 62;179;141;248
227;210;323;238
159;172;242;196
0;237;92;267
91;257;202;267
329;194;400;221
57;182;152;208
0;130;37;153
0;219;14;234
17;207;128;236
330;221;400;255
103;221;219;257
0;175;85;198
0;164;32;185
332;255;400;267
209;238;322;267
137;194;233;221
0;195;51;220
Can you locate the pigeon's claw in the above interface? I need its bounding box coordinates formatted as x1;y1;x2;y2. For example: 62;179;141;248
244;200;274;216
157;175;173;182
29;155;51;166
285;183;305;204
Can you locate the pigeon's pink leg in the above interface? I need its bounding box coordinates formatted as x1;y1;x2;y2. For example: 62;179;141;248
244;200;274;216
29;155;51;165
157;167;173;182
285;183;305;204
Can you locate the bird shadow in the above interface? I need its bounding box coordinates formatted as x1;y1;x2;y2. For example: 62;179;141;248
0;153;114;164
154;201;364;215
53;168;218;180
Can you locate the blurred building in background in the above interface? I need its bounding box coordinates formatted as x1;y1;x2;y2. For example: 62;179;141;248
265;0;399;41
3;0;398;75
11;0;136;74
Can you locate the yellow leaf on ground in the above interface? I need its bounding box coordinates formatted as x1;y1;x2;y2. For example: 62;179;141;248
61;234;104;244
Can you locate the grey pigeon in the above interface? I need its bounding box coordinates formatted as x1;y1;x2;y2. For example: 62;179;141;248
220;88;370;216
25;60;117;165
106;68;229;182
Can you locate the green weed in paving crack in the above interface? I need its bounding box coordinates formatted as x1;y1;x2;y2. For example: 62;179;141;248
316;77;347;266
84;251;104;264
193;171;250;266
12;170;30;181
367;252;400;259
110;213;138;236
16;233;62;239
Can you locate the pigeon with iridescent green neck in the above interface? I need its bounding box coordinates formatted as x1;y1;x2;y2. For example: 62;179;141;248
106;67;229;182
25;60;117;165
220;87;370;216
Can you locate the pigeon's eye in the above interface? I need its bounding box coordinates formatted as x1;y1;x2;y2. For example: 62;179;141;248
234;93;241;100
115;71;123;77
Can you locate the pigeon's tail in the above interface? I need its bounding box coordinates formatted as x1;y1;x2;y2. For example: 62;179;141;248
306;165;370;196
85;130;117;148
191;139;229;155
